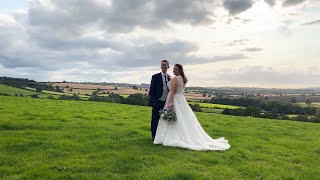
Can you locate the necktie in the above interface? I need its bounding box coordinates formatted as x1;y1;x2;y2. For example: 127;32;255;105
164;75;169;91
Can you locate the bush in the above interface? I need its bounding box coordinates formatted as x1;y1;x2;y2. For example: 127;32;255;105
0;93;10;96
210;97;316;115
47;95;55;99
309;114;320;123
293;115;309;122
31;94;39;98
190;104;202;112
58;94;80;100
244;106;261;117
222;108;245;116
122;93;149;106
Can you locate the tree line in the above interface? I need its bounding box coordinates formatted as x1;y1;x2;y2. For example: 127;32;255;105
0;76;59;92
88;93;149;106
206;97;316;115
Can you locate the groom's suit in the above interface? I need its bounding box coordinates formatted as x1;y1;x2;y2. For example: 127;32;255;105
148;72;171;140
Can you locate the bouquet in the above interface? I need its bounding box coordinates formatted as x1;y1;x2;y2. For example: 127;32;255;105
159;109;177;121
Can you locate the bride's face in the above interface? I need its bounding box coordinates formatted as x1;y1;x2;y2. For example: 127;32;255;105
173;66;180;76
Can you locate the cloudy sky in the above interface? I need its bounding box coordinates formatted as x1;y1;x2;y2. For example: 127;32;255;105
0;0;319;88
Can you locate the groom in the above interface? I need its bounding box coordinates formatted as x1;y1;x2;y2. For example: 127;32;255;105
148;60;171;141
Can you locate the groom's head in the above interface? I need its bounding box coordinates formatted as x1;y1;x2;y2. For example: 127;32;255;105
161;60;169;73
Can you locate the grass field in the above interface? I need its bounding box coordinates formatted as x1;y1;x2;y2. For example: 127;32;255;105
189;102;240;109
0;96;319;179
0;84;90;100
0;84;38;96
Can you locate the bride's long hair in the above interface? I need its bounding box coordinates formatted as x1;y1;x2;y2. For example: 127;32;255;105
175;64;188;84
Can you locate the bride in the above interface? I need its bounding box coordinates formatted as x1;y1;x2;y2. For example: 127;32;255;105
154;64;231;151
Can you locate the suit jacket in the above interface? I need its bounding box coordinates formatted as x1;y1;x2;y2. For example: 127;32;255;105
148;73;171;106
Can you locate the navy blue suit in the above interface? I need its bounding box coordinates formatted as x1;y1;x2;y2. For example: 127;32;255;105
148;73;170;140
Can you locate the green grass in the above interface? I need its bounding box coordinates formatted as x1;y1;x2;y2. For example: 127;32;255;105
0;96;320;179
202;108;225;114
189;101;240;109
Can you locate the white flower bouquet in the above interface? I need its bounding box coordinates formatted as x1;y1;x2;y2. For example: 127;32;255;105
159;109;177;121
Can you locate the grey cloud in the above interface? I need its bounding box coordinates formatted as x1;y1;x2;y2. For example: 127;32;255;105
264;0;276;6
28;0;216;33
282;0;307;7
103;41;249;68
223;0;254;15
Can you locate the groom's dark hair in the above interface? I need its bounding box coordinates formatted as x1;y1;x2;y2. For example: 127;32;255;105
161;59;169;65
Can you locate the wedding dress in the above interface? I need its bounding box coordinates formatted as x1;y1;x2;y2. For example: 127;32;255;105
154;76;231;151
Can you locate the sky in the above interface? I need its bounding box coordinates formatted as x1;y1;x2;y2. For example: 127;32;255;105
0;0;319;88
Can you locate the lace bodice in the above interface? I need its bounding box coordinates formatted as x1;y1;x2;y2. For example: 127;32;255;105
167;76;185;95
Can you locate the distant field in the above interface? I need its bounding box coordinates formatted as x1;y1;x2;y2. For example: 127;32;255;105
0;96;319;179
189;102;240;109
42;90;90;100
50;82;210;100
185;92;211;100
63;88;96;95
260;95;320;103
51;83;115;90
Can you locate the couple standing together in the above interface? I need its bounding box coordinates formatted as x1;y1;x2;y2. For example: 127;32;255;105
148;60;231;151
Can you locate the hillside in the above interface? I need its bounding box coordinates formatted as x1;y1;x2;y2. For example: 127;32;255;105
0;96;319;179
0;84;40;96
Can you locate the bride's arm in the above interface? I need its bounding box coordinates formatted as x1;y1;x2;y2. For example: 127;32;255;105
167;77;178;111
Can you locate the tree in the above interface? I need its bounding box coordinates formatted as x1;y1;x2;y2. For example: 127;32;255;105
92;91;98;96
244;106;262;117
36;87;42;92
306;99;312;105
202;93;206;97
291;97;297;104
114;87;118;90
190;104;202;112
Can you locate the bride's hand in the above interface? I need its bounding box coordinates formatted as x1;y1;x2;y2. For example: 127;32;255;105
168;103;174;111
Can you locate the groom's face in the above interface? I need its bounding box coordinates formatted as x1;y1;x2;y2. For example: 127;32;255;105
161;61;169;73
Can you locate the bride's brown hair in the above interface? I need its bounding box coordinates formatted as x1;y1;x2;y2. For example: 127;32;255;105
175;64;188;84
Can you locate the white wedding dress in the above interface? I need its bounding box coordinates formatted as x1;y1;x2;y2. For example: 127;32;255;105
154;76;231;151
